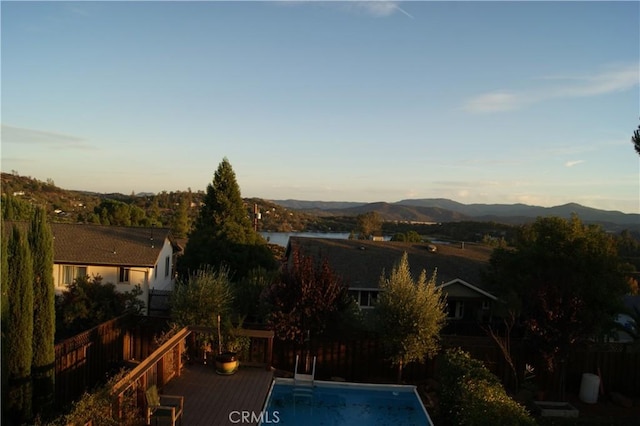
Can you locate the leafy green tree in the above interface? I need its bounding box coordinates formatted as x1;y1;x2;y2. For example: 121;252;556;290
485;215;628;394
374;252;447;383
55;276;144;339
6;225;34;424
356;211;382;240
170;266;234;355
179;158;275;277
265;248;357;343
170;266;234;329
232;267;277;324
391;230;422;242
28;207;55;417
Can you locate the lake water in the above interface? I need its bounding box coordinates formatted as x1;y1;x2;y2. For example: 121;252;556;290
260;232;352;247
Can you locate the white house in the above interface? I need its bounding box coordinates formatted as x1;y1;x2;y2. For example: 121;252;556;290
51;223;181;314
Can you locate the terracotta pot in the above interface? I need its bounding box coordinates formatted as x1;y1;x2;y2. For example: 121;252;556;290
215;352;239;375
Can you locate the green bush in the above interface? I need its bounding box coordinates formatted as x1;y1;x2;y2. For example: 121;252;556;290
437;348;535;426
47;369;143;426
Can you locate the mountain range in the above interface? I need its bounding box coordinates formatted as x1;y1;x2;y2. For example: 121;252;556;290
272;199;640;231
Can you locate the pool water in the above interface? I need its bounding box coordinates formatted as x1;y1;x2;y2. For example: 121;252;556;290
261;378;434;426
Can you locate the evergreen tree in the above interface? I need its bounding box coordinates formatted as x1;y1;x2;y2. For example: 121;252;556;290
171;196;190;238
6;225;34;424
179;158;275;277
374;252;447;383
1;194;33;221
28;207;55;417
1;218;10;425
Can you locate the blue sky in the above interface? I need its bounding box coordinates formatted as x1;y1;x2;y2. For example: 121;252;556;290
2;1;639;213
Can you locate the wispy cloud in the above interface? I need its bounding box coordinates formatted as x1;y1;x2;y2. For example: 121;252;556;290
275;1;414;19
357;1;414;19
463;63;639;113
564;160;585;168
1;125;95;150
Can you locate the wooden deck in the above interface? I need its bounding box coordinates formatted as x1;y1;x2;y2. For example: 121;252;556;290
159;363;274;426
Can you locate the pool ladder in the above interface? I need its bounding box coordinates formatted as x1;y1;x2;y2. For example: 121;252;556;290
294;354;316;388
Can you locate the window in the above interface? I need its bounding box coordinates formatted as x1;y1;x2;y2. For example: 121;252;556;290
60;265;87;287
119;267;130;283
164;256;170;277
350;290;379;309
447;301;465;319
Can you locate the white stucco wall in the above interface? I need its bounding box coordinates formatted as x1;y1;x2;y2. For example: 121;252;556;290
52;237;176;315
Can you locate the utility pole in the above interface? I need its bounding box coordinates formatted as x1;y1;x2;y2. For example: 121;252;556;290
253;203;261;232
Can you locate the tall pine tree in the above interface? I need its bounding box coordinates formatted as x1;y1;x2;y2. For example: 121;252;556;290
6;225;34;424
28;207;55;417
179;158;275;277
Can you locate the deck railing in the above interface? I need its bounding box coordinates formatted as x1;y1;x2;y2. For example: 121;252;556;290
110;326;190;420
109;325;274;421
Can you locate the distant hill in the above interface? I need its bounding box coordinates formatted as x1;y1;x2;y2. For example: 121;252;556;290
396;199;639;227
269;199;366;211
327;201;468;223
273;198;640;231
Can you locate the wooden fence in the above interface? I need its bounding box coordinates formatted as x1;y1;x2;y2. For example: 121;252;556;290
54;315;170;409
272;335;640;396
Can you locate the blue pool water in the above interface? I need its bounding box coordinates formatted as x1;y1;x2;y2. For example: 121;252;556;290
260;378;434;426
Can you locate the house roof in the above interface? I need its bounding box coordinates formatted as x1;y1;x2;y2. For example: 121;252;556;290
440;279;498;300
49;223;178;267
286;237;493;291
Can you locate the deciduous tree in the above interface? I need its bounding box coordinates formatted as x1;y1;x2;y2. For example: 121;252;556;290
55;276;144;340
170;266;234;329
356;211;382;240
485;215;628;395
374;252;447;383
265;249;356;343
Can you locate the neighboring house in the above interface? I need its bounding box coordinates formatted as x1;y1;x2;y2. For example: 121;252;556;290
50;223;181;314
285;237;497;332
608;295;640;343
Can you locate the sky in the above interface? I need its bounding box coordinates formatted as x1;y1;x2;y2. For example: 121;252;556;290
1;1;639;213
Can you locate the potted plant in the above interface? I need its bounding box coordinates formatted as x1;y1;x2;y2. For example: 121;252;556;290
214;315;250;375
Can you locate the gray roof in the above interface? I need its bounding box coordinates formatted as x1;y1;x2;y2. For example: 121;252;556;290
286;237;492;290
50;223;177;267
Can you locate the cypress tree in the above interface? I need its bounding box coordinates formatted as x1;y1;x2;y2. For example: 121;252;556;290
28;207;55;417
1;218;10;425
6;225;34;424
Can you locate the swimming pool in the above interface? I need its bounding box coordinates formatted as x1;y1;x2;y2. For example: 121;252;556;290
260;378;434;425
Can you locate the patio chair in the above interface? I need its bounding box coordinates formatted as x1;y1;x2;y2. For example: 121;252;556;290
145;385;184;426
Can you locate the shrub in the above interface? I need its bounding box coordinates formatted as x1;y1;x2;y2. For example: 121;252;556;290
49;370;143;426
437;348;535;426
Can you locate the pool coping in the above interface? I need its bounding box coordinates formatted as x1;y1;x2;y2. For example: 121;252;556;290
259;377;435;425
